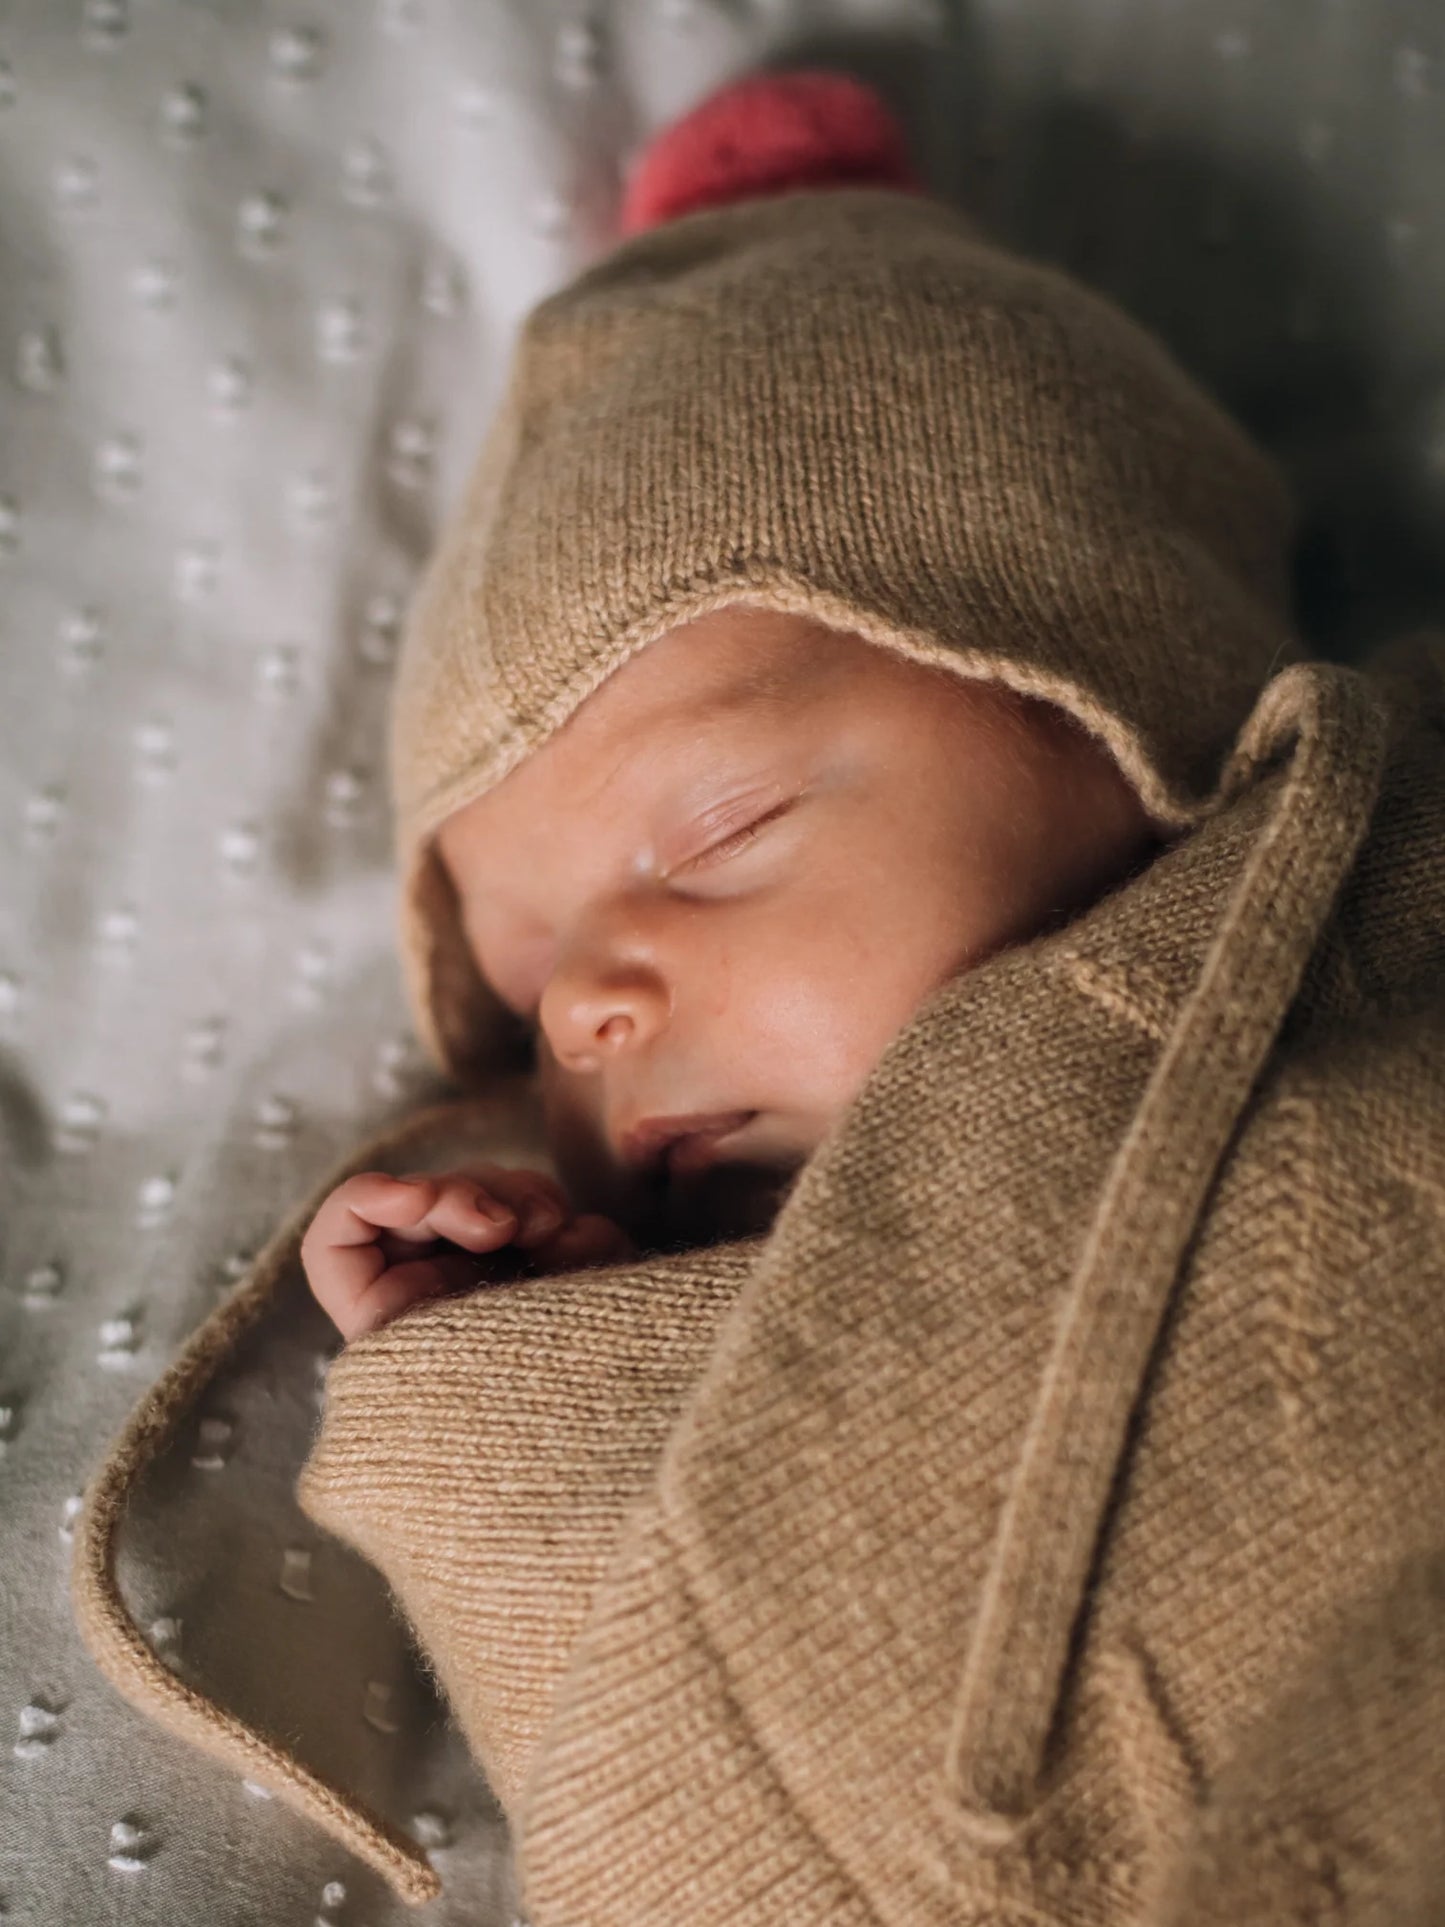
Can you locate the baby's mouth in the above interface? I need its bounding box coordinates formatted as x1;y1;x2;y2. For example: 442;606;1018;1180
658;1113;758;1180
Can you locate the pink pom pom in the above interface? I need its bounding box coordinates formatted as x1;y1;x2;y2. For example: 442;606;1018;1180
620;69;927;237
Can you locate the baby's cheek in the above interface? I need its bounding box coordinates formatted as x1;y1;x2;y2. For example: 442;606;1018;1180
537;1049;619;1198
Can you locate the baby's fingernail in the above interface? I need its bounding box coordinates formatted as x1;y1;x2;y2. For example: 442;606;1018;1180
521;1200;563;1241
475;1194;515;1225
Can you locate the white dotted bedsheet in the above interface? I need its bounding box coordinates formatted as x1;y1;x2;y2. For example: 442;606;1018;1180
1;2;1442;1922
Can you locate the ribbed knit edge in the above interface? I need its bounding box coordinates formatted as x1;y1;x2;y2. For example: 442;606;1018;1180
69;1095;535;1908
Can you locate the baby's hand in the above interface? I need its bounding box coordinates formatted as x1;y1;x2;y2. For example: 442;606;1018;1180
301;1165;638;1342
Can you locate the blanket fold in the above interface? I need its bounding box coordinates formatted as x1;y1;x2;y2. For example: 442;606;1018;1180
74;639;1445;1923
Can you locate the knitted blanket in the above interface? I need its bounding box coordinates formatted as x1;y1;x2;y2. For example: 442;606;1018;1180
75;637;1445;1922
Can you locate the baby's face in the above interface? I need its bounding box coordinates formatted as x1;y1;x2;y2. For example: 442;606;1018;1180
436;605;1161;1251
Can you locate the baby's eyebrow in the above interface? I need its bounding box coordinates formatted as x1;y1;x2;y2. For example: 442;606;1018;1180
696;662;801;720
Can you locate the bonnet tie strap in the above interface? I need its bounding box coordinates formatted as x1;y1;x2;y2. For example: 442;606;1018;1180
70;1096;509;1907
943;659;1390;1840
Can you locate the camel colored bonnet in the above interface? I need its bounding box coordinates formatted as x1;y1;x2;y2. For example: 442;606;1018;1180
390;185;1299;1087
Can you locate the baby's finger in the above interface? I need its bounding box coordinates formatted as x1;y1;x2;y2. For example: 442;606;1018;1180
302;1176;441;1325
524;1212;638;1275
304;1172;439;1255
417;1174;525;1252
449;1163;572;1248
338;1251;477;1342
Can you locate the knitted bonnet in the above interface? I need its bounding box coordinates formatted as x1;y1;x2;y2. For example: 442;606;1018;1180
392;72;1300;1090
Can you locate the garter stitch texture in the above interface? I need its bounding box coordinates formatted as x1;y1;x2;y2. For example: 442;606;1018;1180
72;179;1445;1923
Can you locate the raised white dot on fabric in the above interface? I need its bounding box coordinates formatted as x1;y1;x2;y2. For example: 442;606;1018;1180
316;295;368;364
319;1879;347;1913
98;1309;143;1367
129;258;179;311
59;605;104;674
254;1093;298;1149
81;0;130;52
54;156;100;212
96;904;140;962
174;541;220;601
93;430;144;501
342;136;392;208
292;940;332;1005
242;1778;273;1800
15;326;65;394
14;1699;64;1760
106;1817;154;1874
323;766;370;828
288;469;337;528
147;1617;182;1669
236;190;288;258
362;1681;400;1733
137;1172;176;1227
268;24;325;84
257;642;301;699
0;1400;18;1456
357;591;401;666
411;1810;451;1850
386;417;434;489
556;17;606;88
532;187;570;237
220;1249;254;1286
373;1034;426;1098
183;1014;226;1078
159;81;207;144
279;1547;314;1601
204;813;255;899
207;353;253;419
191;1414;234;1471
134;716;176;783
23;784;66;839
55;1091;106;1154
59;1494;84;1542
23;1262;64;1309
1213;27;1249;58
420;257;466;318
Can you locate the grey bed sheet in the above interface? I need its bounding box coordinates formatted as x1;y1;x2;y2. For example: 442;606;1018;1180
2;1;1442;1922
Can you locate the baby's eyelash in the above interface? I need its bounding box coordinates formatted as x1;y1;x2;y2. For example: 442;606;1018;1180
684;800;794;871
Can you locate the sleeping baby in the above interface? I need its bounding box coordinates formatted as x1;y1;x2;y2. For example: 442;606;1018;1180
81;67;1444;1921
304;601;1163;1338
300;64;1273;1340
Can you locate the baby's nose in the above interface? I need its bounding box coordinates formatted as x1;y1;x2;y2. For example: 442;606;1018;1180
539;974;664;1073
